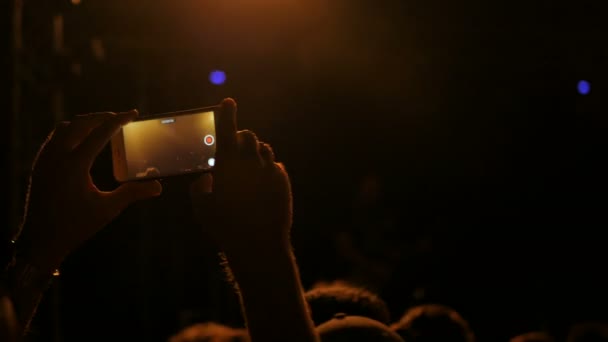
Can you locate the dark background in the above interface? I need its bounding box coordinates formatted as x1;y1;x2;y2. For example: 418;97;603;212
3;0;608;341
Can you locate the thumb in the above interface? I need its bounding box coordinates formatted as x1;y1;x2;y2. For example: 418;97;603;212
104;180;162;213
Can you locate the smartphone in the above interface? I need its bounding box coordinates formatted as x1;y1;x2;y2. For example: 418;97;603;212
111;106;217;182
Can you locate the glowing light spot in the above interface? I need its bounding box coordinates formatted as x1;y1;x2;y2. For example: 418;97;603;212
71;0;81;5
209;70;226;85
204;134;215;146
578;80;591;95
208;158;216;167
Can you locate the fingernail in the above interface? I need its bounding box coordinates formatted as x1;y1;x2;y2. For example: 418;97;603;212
126;109;138;117
222;98;236;106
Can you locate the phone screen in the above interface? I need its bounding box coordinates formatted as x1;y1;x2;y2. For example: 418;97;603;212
118;109;216;180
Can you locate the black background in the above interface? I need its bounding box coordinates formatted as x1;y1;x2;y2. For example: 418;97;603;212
4;0;608;341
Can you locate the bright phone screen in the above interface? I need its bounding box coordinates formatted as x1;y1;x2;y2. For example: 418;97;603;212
121;110;216;179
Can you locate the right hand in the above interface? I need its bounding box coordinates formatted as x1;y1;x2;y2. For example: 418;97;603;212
190;98;293;255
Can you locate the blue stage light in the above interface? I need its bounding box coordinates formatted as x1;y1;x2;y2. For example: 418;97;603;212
209;70;226;85
577;80;591;95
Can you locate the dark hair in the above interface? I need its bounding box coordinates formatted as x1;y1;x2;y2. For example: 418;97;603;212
305;281;391;326
510;331;554;342
317;314;404;342
567;322;608;342
168;322;249;342
390;304;475;342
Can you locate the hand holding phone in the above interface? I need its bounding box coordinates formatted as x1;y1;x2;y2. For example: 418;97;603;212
19;111;162;272
190;99;293;254
189;99;316;342
111;107;218;182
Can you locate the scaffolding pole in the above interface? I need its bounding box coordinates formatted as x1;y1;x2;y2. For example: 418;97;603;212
10;0;23;239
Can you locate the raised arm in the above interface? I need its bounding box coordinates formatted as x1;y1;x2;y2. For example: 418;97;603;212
0;291;19;342
190;98;318;342
8;111;162;333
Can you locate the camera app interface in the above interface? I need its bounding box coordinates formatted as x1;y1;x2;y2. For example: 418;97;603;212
122;110;216;179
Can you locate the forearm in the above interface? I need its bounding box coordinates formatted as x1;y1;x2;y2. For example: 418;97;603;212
7;255;56;334
9;223;65;334
0;292;19;342
224;243;318;342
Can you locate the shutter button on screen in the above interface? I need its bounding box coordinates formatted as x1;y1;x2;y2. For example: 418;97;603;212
204;135;215;146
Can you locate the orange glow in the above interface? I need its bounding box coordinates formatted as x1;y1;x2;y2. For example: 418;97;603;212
71;0;81;5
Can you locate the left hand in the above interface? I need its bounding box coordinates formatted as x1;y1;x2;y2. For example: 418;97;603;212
190;99;293;257
17;110;162;270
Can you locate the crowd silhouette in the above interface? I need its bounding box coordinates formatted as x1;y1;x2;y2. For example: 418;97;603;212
2;98;608;342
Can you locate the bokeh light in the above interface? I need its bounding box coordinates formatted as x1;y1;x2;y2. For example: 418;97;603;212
209;70;226;85
578;80;591;95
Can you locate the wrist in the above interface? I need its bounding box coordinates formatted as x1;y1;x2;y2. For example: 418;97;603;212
7;253;58;332
16;241;65;274
9;257;57;289
222;239;292;269
16;223;67;273
224;243;301;295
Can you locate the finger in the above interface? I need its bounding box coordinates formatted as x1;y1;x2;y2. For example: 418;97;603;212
102;180;162;215
259;142;276;167
42;121;70;153
275;162;289;176
272;162;293;215
31;122;70;169
237;130;261;162
64;112;116;150
215;98;238;161
51;121;71;141
190;173;214;223
274;162;292;189
191;172;213;196
74;110;138;167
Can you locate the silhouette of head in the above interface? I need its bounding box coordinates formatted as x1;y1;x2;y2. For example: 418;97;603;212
169;322;249;342
390;304;474;342
510;331;554;342
0;295;19;342
305;281;391;326
317;314;404;342
567;322;608;342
